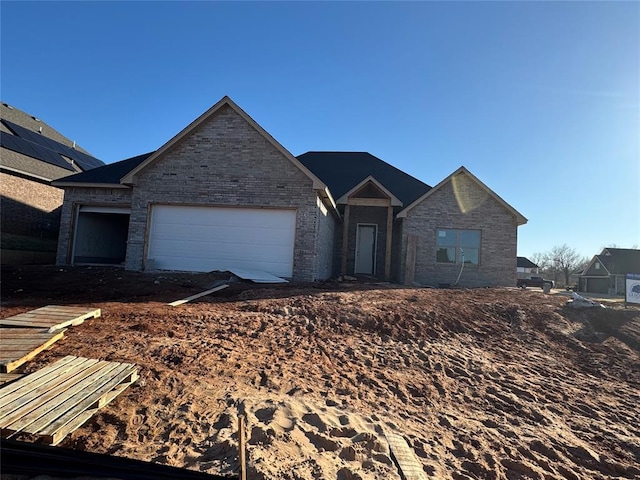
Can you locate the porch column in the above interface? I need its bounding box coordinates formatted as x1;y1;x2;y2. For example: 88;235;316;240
341;204;350;275
385;206;393;281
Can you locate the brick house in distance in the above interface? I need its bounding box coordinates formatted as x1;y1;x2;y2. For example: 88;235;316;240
0;103;103;264
53;96;527;286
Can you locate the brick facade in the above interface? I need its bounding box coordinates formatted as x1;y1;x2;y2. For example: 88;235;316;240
55;105;335;281
54;99;524;284
1;172;63;240
399;173;518;287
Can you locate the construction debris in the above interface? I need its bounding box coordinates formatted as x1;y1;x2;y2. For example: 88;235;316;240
168;282;229;307
566;292;606;309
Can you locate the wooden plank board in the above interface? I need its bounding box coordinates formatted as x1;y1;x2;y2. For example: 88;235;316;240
404;234;418;286
0;306;100;332
0;374;23;386
0;356;137;446
168;284;229;306
4;362;123;434
0;359;103;425
386;432;428;480
0;330;65;373
0;356;82;402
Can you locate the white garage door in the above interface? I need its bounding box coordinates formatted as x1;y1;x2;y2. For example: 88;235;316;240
147;205;296;276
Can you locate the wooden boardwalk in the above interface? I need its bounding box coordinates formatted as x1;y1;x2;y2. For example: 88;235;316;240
0;329;65;373
0;305;101;333
0;356;137;446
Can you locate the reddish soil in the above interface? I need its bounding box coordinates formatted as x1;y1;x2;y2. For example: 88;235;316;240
1;265;639;480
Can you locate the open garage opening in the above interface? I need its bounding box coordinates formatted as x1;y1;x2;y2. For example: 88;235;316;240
72;207;130;265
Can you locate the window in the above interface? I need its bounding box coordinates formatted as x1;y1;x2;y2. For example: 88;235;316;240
595;262;600;270
436;229;480;265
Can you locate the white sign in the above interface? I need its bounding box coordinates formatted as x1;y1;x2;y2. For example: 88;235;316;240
626;274;640;305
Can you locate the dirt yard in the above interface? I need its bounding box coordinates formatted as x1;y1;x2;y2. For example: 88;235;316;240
2;265;639;480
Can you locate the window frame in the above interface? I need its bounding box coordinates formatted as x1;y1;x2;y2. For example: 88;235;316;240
435;228;481;266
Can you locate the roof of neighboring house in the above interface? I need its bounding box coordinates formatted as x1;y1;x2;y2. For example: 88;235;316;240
594;248;640;275
1;102;104;181
297;151;431;207
1;103;92;154
517;257;539;269
53;152;154;186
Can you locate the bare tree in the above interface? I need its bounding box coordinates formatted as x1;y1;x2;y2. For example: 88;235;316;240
530;252;551;272
548;244;589;287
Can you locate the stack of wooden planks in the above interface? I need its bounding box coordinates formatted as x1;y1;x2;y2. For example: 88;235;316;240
0;305;101;373
0;355;138;445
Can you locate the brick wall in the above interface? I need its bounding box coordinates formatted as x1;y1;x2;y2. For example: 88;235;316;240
1;172;63;240
400;173;518;287
55;187;132;264
126;105;322;281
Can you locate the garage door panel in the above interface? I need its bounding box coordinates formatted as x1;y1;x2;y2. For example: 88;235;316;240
148;206;296;276
152;240;293;261
152;225;294;245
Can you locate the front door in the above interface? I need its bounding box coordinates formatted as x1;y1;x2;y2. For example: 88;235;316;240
355;224;377;275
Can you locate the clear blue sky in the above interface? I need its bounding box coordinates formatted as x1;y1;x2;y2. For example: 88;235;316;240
2;1;638;259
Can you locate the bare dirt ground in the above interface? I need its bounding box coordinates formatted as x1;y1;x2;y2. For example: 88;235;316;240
2;265;639;480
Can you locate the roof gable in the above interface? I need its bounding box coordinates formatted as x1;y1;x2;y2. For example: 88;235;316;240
336;175;403;206
583;254;611;275
120;96;326;192
397;166;527;225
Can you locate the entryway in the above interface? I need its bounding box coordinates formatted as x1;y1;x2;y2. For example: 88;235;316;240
355;224;377;275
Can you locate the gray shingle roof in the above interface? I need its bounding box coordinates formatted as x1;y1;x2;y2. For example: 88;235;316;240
1;103;92;155
54;152;155;185
517;257;539;269
297;152;431;206
1;102;103;181
601;248;640;275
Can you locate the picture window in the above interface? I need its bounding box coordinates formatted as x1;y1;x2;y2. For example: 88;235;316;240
436;229;480;265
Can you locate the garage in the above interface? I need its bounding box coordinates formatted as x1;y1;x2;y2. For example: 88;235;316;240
586;277;609;294
72;206;130;265
147;205;296;277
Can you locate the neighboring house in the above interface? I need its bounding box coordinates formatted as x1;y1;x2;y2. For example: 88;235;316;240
579;248;640;295
516;256;540;278
0;102;104;264
53;96;527;285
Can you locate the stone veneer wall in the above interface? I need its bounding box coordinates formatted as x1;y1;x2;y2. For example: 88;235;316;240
399;173;518;287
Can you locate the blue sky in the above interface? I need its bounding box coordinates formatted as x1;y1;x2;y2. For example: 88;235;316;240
2;1;638;259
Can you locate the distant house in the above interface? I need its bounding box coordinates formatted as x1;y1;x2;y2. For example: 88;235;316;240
516;256;539;278
53;96;527;286
579;248;640;295
0;103;103;264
